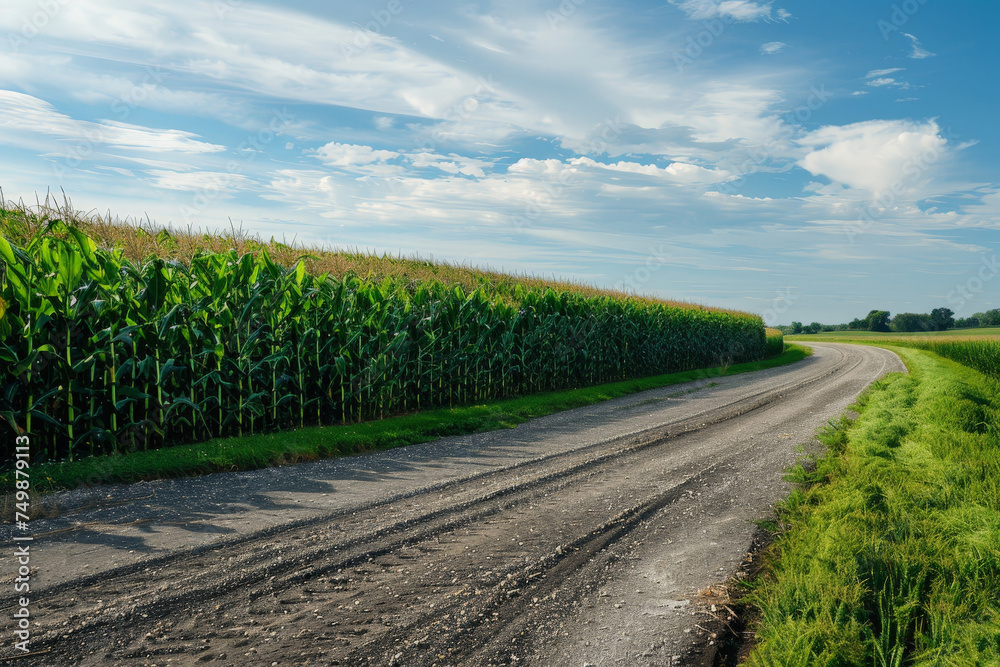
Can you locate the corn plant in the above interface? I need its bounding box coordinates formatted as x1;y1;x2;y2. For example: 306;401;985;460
0;222;771;464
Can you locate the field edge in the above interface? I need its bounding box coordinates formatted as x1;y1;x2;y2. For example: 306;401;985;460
1;344;810;497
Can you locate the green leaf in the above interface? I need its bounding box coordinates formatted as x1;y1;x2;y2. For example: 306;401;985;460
0;234;16;266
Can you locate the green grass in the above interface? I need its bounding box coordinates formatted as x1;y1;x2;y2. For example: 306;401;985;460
746;346;1000;666
790;332;1000;382
2;344;809;494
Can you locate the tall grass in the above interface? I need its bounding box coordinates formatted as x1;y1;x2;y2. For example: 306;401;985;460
793;331;1000;382
747;349;1000;666
886;338;1000;382
0;209;771;465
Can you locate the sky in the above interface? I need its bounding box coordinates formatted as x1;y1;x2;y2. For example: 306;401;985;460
0;0;997;324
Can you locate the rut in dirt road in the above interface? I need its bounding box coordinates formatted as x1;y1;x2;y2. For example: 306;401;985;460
5;343;903;666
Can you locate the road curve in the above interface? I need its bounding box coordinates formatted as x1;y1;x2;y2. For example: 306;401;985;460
4;343;903;665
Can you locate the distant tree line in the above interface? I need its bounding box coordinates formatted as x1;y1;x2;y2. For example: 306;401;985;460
776;307;1000;335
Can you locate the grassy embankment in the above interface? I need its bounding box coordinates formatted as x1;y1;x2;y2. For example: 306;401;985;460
747;335;1000;665
0;199;793;491
790;330;1000;382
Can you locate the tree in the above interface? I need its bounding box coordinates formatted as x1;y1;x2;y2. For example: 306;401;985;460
864;310;891;332
806;322;823;334
955;317;980;329
791;321;803;334
930;307;955;331
892;313;933;333
973;309;1000;326
848;318;865;330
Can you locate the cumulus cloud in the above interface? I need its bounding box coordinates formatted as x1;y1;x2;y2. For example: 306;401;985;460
313;142;398;168
797;119;949;194
570;157;733;184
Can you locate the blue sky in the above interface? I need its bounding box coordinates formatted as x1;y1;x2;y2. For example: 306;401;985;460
1;0;997;324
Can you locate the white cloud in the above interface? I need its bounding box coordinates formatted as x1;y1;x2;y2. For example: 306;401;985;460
0;0;805;171
313;142;398;168
406;152;491;178
866;68;904;78
148;170;253;192
571;157;733;184
904;33;935;59
0;90;224;154
797;119;949;195
867;77;911;90
5;0;483;123
760;42;786;55
671;0;789;22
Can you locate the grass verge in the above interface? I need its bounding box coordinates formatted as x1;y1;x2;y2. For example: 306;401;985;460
3;345;810;494
791;332;1000;383
745;346;1000;666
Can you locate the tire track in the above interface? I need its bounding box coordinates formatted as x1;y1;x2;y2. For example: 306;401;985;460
5;343;902;666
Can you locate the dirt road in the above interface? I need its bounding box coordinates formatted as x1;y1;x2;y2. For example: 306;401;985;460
3;343;903;666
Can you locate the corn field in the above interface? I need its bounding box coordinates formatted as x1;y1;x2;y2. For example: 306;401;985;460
0;220;770;464
884;338;1000;381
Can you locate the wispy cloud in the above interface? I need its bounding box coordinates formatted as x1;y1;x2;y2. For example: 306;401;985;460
0;90;224;154
671;0;789;22
866;68;904;78
904;33;935;59
0;0;992;324
866;77;911;90
148;170;253;192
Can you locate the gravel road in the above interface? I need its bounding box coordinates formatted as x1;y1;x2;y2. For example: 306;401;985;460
3;342;903;666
